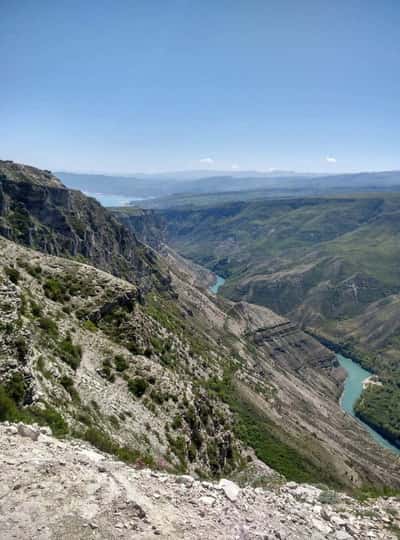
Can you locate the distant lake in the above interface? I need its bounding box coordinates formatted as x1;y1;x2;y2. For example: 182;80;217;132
84;192;145;207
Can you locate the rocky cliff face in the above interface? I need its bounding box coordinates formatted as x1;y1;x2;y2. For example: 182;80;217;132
0;160;167;291
0;237;247;478
113;207;166;251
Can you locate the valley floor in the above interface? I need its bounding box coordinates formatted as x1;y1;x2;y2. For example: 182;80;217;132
1;423;399;540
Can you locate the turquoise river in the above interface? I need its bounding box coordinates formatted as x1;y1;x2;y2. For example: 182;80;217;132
337;353;400;455
210;275;400;455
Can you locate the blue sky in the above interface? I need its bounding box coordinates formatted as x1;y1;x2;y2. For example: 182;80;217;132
1;0;399;173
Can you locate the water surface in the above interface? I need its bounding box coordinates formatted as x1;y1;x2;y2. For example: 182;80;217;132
210;275;225;294
337;353;400;455
84;192;143;207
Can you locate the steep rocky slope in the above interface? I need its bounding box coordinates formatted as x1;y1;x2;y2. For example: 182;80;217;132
1;160;400;492
0;236;246;478
157;195;400;448
0;160;166;290
1;227;400;488
117;208;400;488
2;422;400;540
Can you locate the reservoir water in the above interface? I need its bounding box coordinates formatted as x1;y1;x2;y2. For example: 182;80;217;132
337;353;400;455
83;192;149;207
210;275;225;294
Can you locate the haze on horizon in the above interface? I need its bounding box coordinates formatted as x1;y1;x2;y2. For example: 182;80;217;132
1;1;399;175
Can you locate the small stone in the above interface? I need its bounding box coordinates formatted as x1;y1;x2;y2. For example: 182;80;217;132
39;426;52;436
330;515;347;527
218;479;240;502
199;496;216;507
6;426;18;435
17;423;40;441
312;518;332;535
335;532;352;540
176;475;194;487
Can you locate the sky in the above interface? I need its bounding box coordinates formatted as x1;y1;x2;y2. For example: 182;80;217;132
1;0;399;174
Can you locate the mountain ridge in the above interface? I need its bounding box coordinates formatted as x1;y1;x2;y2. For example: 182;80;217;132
1;159;400;492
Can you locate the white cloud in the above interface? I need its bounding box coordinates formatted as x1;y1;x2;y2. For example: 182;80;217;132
326;156;337;163
231;163;240;170
199;157;214;164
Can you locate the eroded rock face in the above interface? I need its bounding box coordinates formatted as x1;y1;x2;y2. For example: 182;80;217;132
114;208;166;251
0;160;167;291
1;423;399;540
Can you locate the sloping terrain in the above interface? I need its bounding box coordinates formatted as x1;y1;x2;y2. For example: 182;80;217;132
1;160;400;493
0;236;246;478
1;423;400;540
158;194;400;446
0;160;165;291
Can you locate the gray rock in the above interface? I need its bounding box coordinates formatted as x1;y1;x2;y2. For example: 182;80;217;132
335;531;353;540
17;423;40;441
39;426;52;436
176;475;194;487
218;479;240;502
199;496;216;507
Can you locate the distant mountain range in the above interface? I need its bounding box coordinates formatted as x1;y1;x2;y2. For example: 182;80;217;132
56;169;400;202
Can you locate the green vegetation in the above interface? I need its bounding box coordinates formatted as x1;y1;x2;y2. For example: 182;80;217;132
114;354;128;372
5;372;25;403
206;369;343;486
82;319;97;332
353;484;400;502
355;384;400;448
128;377;149;398
30;300;42;317
82;427;154;467
99;360;115;382
0;383;68;437
58;334;82;370
43;277;67;302
59;375;80;401
4;266;20;284
43;274;95;303
38;316;58;337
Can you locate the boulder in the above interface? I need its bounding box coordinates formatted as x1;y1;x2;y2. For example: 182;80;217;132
175;475;194;487
39;426;52;437
218;479;240;502
5;425;18;435
17;423;40;441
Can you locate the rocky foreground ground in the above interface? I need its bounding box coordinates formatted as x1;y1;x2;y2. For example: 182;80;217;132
0;424;399;539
